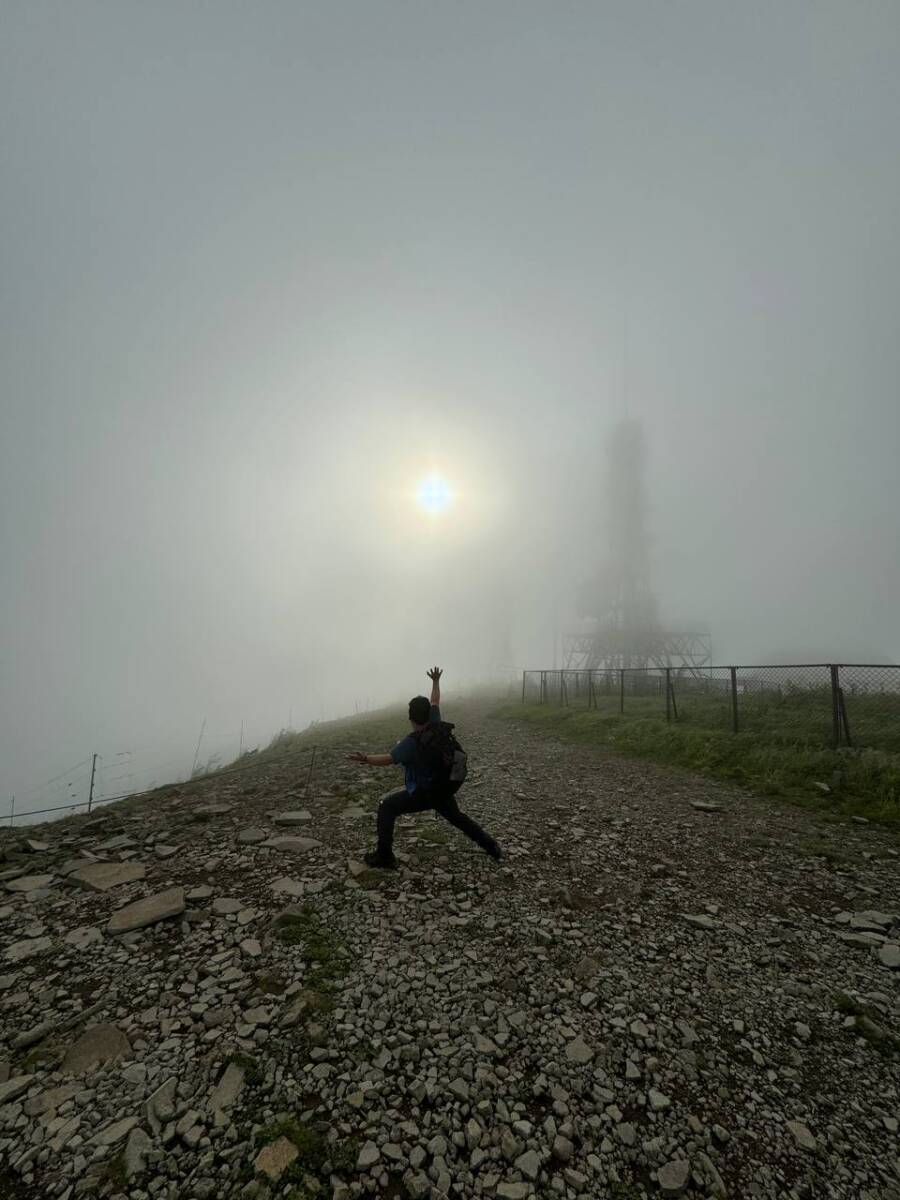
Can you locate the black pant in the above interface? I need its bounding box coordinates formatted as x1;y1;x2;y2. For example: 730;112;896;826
377;784;496;858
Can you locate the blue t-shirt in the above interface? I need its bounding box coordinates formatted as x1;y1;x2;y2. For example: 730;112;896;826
391;704;441;794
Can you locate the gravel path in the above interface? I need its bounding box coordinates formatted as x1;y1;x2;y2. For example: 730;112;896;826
1;700;898;1200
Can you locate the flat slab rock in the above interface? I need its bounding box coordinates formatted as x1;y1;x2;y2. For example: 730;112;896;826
62;1023;131;1075
261;836;321;852
93;1115;139;1146
272;810;313;825
58;857;98;876
269;877;304;897
107;887;185;933
850;910;894;931
194;803;234;817
5;874;55;893
69;862;146;892
690;801;724;813
208;1062;245;1112
4;937;52;962
237;827;268;844
93;835;136;852
681;913;719;929
254;1136;298;1181
0;1075;34;1105
64;926;103;950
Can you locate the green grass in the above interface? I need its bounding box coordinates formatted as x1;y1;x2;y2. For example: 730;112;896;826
99;1152;128;1191
529;680;900;751
497;703;900;829
273;905;348;988
252;1118;359;1192
16;1038;64;1071
253;969;288;996
226;1051;264;1086
258;1117;328;1172
832;993;899;1055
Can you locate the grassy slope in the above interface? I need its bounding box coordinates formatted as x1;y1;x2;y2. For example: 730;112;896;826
495;701;900;831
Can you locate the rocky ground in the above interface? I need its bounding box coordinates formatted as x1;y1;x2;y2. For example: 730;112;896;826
1;698;898;1200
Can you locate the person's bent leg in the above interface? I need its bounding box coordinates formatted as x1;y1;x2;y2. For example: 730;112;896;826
433;791;501;858
375;788;431;860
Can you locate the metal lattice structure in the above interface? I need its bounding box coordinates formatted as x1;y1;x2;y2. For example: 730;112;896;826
563;627;712;674
564;418;712;677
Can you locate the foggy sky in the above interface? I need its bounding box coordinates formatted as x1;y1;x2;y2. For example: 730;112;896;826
3;2;899;816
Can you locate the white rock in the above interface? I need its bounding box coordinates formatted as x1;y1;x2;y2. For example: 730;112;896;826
565;1035;594;1064
515;1148;540;1180
658;1158;691;1192
357;1139;381;1168
786;1120;817;1152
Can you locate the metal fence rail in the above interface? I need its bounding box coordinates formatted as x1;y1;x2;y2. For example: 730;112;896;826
521;663;900;752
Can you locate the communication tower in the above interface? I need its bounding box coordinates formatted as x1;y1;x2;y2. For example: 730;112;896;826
563;419;711;675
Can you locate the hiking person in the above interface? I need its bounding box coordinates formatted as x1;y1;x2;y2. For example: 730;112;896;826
347;667;502;869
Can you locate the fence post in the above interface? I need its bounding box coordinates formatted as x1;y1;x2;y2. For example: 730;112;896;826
619;669;625;714
540;671;547;705
829;665;840;748
730;667;739;733
837;680;853;748
87;753;97;813
665;668;671;722
587;672;594;709
521;671;527;704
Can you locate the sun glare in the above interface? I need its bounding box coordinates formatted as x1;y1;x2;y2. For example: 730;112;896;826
416;473;453;515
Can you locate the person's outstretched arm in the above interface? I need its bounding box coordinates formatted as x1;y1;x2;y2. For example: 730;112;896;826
427;666;442;707
347;751;393;766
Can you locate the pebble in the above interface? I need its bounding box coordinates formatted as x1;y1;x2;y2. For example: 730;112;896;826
786;1120;817;1152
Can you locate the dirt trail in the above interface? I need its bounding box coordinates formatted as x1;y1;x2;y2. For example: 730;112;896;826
0;698;898;1200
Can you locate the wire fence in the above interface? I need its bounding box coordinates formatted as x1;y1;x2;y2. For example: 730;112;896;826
2;723;318;829
521;664;900;753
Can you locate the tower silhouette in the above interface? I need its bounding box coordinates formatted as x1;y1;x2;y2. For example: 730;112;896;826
564;419;711;673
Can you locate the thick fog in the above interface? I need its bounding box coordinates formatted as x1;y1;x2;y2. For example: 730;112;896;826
2;3;899;817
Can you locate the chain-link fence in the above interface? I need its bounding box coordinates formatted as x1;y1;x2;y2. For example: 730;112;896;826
521;664;900;752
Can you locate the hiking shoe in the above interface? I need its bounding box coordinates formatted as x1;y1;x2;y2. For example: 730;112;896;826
485;840;502;862
364;851;398;870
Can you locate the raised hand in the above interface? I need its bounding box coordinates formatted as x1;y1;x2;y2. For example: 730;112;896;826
426;666;443;682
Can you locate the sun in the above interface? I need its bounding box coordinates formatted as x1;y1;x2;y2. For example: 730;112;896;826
415;473;453;515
